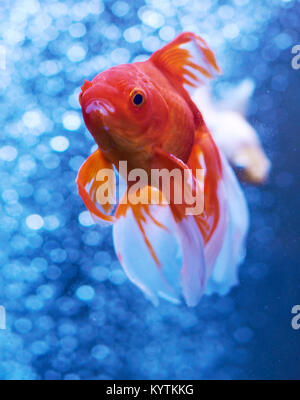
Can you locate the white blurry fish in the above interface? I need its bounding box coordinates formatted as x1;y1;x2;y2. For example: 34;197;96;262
193;79;271;184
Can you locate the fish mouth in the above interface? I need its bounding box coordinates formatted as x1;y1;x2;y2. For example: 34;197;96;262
81;84;135;156
85;99;115;117
82;96;124;159
82;97;116;137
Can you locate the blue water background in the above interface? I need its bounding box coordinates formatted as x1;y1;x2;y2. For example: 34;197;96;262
0;0;299;379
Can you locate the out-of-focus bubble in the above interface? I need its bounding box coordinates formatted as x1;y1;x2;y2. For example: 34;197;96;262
22;110;43;130
31;257;48;272
142;36;162;52
15;318;33;334
60;336;78;352
240;35;258;51
45;265;61;280
42;153;60;169
0;146;18;162
272;73;288;91
69;23;87;38
2;189;19;204
91;344;110;360
69;155;85;172
31;341;49;356
274;32;292;49
3;28;25;46
36;316;54;330
67;44;87;62
76;285;95;301
222;24;240;40
39;60;62;76
62;111;81;131
26;214;44;230
93;251;111;266
218;5;235;19
82;231;102;246
123;27;141;43
103;25;121;41
72;2;90;21
37;284;55;300
18;155;37;175
109;269;127;285
68;88;82;109
58;322;77;337
138;8;165;29
44;215;60;231
50;136;70;152
90;266;110;282
25;295;44;311
45;77;65;95
50;248;67;263
111;1;130;18
159;26;176;41
110;48;130;64
78;211;94;227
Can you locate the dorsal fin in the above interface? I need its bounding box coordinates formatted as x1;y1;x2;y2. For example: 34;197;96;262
150;32;220;96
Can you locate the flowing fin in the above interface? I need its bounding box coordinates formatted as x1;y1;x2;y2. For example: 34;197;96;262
177;215;206;306
188;126;249;295
192;80;271;184
76;149;116;223
116;186;167;268
187;127;226;268
153;147;208;305
218;78;255;115
114;185;206;306
150;32;220;96
232;143;271;184
113;149;207;306
206;153;249;294
152;146;205;220
114;187;182;305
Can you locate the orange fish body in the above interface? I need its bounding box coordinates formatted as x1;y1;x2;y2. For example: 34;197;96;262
76;32;249;306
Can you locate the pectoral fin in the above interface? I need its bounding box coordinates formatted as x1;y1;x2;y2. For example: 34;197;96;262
76;149;116;223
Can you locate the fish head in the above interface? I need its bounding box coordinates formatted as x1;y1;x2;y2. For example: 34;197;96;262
79;64;168;165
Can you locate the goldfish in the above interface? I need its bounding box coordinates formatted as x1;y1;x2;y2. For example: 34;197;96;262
76;32;249;306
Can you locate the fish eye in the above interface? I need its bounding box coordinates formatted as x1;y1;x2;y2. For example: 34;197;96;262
130;89;145;107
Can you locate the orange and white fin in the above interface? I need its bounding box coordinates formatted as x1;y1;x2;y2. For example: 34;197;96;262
152;147;208;305
114;187;207;307
150;32;220;96
205;152;249;294
76;149;116;224
113;158;207;306
190;127;249;294
192;83;271;184
187;127;249;294
152;146;205;221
